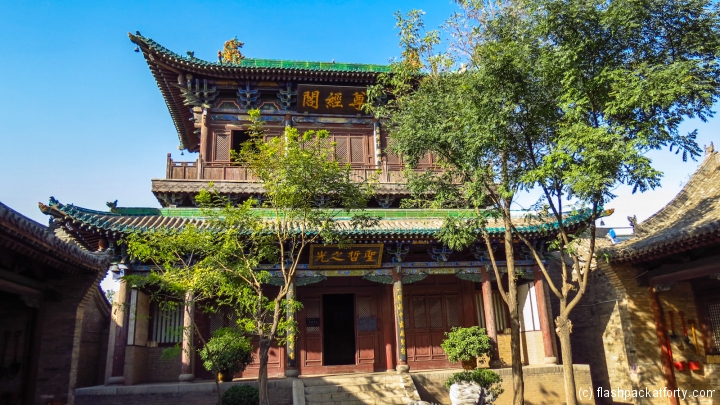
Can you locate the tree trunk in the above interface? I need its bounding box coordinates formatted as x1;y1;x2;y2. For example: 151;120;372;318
508;284;524;405
258;337;271;405
557;316;577;405
503;202;524;405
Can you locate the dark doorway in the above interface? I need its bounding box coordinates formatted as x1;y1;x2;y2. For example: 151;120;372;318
322;294;356;365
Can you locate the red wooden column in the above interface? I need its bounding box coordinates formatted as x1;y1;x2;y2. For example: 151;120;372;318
179;292;195;382
650;287;679;405
533;269;557;364
107;280;129;385
480;267;501;368
383;284;396;372
392;266;409;373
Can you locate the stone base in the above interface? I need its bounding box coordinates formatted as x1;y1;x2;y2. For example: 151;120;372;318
178;373;195;382
284;368;299;378
396;364;410;373
106;376;125;385
543;356;558;364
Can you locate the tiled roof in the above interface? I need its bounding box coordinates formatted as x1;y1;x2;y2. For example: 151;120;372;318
128;32;389;151
607;152;720;263
129;33;391;74
0;201;109;273
39;197;597;251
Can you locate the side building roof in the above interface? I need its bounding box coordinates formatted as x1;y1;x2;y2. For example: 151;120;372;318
39;197;598;252
0;201;109;274
606;151;720;263
128;32;390;152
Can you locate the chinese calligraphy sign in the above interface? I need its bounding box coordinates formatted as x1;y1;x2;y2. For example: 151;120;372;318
308;243;384;269
296;84;368;114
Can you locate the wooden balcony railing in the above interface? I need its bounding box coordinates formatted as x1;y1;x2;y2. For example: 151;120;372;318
165;154;434;184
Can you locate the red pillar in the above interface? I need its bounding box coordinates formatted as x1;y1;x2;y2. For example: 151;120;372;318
534;269;557;364
650;287;679;405
392;267;409;373
383;284;395;372
480;267;500;367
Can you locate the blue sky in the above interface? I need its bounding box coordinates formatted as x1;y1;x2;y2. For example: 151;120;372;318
0;0;717;232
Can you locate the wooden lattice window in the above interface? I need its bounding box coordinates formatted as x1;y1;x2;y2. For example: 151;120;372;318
214;131;231;161
305;299;320;333
709;302;720;350
150;302;184;344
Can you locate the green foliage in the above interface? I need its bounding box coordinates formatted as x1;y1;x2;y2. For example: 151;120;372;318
160;345;182;361
440;326;493;363
222;384;259;405
126;109;376;405
445;368;504;400
199;328;254;374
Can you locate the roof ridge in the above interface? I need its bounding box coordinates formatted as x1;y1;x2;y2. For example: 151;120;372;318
636;152;718;231
129;32;391;73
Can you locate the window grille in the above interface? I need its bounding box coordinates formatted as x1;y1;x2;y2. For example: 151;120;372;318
151;302;184;344
214;131;230;161
350;137;364;163
709;302;720;350
413;297;427;328
445;296;460;327
428;297;443;328
493;292;508;332
334;137;348;162
305;299;320;333
476;293;486;328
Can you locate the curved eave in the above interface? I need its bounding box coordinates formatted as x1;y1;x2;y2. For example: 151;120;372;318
40;198;595;246
129;33;389;151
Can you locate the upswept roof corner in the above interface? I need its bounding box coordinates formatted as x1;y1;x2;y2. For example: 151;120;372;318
0;201;109;273
605;151;720;263
127;31;391;152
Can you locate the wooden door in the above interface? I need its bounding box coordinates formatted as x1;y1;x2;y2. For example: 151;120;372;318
299;295;323;369
404;293;461;369
355;294;379;368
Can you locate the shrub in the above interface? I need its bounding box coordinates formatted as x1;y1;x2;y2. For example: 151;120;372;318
440;326;492;363
446;369;503;403
199;327;254;375
222;384;259;405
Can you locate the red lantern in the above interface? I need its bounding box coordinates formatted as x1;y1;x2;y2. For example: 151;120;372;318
688;361;701;371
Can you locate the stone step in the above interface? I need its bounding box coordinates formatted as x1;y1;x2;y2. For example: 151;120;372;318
307;398;411;405
305;389;408;402
304;382;402;395
302;375;398;386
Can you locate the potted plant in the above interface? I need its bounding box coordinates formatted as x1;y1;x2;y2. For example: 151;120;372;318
441;326;493;370
199;327;254;382
445;369;503;405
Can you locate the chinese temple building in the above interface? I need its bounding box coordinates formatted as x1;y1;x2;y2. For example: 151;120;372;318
571;150;720;405
37;33;598;403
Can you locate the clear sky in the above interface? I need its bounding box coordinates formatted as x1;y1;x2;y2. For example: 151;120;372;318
0;0;717;232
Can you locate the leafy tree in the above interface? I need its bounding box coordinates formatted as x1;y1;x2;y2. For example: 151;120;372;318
370;1;720;404
127;110;375;405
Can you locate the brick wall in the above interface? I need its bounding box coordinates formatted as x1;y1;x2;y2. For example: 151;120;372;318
145;346;182;383
76;290;110;388
411;365;594;405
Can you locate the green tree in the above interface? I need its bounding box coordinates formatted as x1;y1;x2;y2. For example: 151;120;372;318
127;110;375;405
370;1;720;404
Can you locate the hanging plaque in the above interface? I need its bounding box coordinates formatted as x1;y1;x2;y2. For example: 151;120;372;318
308;244;384;269
296;84;369;115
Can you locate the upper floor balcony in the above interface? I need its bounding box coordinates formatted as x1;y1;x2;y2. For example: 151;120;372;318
152;154;436;208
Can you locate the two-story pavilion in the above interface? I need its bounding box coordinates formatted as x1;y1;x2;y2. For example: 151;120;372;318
38;33;594;384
